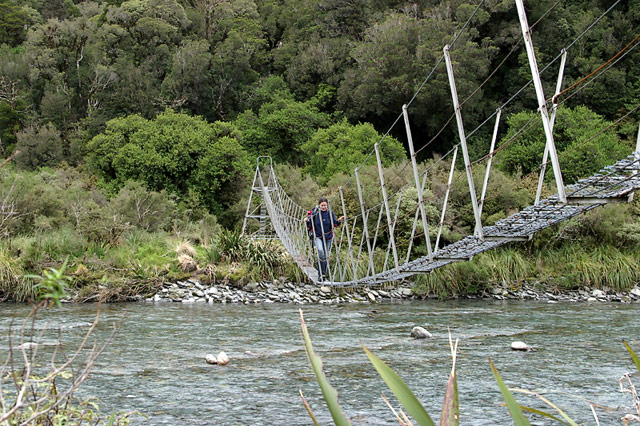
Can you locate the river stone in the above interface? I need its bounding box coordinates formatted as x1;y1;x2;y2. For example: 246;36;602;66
592;289;606;298
410;326;432;339
205;354;217;364
367;292;376;303
401;288;412;296
511;341;533;351
320;286;331;294
631;288;640;297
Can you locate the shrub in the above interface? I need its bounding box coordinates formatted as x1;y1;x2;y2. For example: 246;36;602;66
87;109;252;216
498;106;630;183
110;181;175;232
15;123;65;170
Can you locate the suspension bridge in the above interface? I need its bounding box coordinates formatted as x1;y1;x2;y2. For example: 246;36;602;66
242;0;640;287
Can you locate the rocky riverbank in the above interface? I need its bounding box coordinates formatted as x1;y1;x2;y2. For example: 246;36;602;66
146;279;640;304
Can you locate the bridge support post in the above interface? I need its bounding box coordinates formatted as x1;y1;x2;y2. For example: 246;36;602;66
338;187;354;282
355;168;376;276
241;162;260;237
242;157;276;239
374;143;400;271
479;108;502;215
536;49;568;205
443;45;484;239
434;146;458;252
630;122;640;202
516;0;567;203
406;173;429;263
402;104;434;260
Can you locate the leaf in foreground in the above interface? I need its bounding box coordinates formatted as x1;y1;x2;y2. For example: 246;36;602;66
623;340;640;373
439;335;459;426
489;357;531;426
511;388;578;426
299;389;321;426
363;344;435;426
299;309;351;426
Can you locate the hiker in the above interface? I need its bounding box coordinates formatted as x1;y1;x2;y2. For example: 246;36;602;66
305;197;344;282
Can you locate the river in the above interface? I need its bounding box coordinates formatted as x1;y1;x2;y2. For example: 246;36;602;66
1;300;638;425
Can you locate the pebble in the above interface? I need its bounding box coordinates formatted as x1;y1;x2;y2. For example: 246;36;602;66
147;280;640;305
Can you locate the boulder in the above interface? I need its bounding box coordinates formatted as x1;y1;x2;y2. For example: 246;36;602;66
410;326;432;339
216;351;229;366
205;351;229;365
592;289;606;298
511;341;533;351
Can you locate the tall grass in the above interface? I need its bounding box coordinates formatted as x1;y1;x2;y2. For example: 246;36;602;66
414;242;639;297
414;247;530;297
0;248;32;302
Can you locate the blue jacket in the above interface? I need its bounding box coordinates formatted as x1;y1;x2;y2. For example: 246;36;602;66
307;208;340;240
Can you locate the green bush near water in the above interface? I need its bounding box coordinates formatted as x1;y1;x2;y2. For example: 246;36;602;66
1;155;639;302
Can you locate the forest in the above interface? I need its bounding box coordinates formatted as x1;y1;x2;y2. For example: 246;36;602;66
0;0;639;301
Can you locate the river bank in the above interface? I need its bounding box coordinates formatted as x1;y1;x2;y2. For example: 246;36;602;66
146;278;640;304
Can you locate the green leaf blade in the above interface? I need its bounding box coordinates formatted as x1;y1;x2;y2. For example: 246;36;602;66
489;358;531;426
363;344;436;426
300;310;351;426
623;340;640;373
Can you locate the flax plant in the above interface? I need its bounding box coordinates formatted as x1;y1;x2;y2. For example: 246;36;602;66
299;311;640;425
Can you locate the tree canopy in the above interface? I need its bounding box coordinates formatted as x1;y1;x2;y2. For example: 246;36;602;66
87;109;251;215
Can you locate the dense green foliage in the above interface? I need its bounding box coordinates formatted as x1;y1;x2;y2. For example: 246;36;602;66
302;119;406;184
0;0;638;299
0;0;638;157
498;106;632;183
88;109;251;215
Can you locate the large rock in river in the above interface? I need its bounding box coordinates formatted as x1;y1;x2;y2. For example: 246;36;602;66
410;326;432;339
511;341;534;351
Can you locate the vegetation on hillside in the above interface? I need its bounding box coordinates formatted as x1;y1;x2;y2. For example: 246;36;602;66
0;0;639;300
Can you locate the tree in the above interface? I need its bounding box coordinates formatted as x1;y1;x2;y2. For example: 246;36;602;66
0;1;39;47
0;74;28;154
207;1;269;119
498;106;631;183
15;123;64;170
338;10;495;154
234;95;332;165
161;39;213;116
87;109;251;215
302;118;406;184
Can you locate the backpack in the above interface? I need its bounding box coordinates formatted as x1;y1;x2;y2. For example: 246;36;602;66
306;207;318;239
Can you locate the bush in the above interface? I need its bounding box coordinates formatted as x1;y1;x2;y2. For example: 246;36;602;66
302;119;406;185
110;180;175;232
87;109;252;216
15;123;65;170
498;106;630;183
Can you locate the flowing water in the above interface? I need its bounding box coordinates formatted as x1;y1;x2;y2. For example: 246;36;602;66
1;300;638;425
